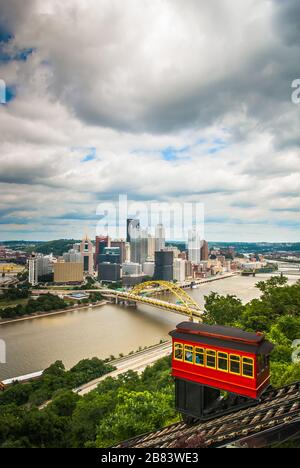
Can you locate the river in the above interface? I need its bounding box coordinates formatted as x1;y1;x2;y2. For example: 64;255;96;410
0;273;299;380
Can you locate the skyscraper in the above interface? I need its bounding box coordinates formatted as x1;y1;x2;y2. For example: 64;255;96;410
155;223;165;252
122;262;142;276
28;254;52;285
147;234;156;260
127;218;140;243
127;218;141;263
95;236;110;267
139;229;149;266
125;242;131;262
188;228;202;264
173;258;186;282
98;263;121;282
201;240;209;261
80;235;94;275
28;255;38;286
63;250;83;263
99;247;121;264
154;251;174;281
111;240;126;263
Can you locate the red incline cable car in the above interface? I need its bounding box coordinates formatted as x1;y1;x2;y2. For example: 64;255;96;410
169;322;274;421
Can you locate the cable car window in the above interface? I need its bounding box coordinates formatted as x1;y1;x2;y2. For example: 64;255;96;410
242;357;254;378
195;347;204;366
218;352;228;372
229;355;241;375
206;350;216;369
184;345;194;364
174;343;183;361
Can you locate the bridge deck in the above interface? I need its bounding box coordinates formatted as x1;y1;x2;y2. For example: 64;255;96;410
102;290;203;319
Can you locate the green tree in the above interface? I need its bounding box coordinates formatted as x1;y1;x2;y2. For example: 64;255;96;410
48;390;80;417
256;276;288;293
71;392;116;447
96;389;176;447
203;292;244;326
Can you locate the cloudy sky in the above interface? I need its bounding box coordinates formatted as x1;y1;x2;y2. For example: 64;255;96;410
0;0;299;242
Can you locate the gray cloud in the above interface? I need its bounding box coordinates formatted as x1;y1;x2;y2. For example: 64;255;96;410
0;0;299;241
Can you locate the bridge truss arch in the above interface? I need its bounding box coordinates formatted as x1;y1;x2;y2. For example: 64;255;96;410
131;281;202;319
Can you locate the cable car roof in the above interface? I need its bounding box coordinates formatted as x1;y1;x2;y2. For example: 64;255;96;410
169;322;274;355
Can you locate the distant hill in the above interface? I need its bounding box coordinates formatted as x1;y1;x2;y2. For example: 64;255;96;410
35;239;81;256
208;242;300;254
2;239;300;256
0;239;80;256
166;241;300;254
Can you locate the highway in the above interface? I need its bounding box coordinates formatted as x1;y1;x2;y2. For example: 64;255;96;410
75;341;172;396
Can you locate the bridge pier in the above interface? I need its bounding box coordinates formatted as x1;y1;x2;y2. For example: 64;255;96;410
112;297;137;308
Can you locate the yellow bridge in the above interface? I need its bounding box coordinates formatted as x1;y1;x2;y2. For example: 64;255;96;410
102;281;203;321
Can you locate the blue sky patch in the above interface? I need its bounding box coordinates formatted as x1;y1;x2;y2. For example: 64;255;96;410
0;46;34;63
81;147;97;163
5;85;17;103
161;145;190;161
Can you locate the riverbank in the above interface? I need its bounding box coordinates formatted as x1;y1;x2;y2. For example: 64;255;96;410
2;340;170;387
0;300;108;326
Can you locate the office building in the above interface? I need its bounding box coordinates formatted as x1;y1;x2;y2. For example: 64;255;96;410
185;260;193;279
98;263;121;282
28;254;52;285
80;235;94;275
28;256;38;286
130;227;148;265
147;234;156;260
54;262;84;284
143;261;155;277
125;242;131;262
72;243;81;252
173;258;186;282
155;224;165;252
154;251;174;281
188;229;202;264
178;251;187;261
111;240;126;263
201;240;209;261
139;230;149;266
122;262;142;276
165;246;180;258
95;236;110;267
122;274;148;288
63;250;83;263
128;219;141;263
127;218;140;243
99;247;121;264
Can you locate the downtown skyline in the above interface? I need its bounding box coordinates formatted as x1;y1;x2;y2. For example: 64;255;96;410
0;0;300;242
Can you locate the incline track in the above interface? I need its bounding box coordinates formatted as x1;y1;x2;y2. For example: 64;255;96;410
116;382;300;448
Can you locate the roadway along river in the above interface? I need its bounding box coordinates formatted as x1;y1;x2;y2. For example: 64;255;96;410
0;274;299;380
